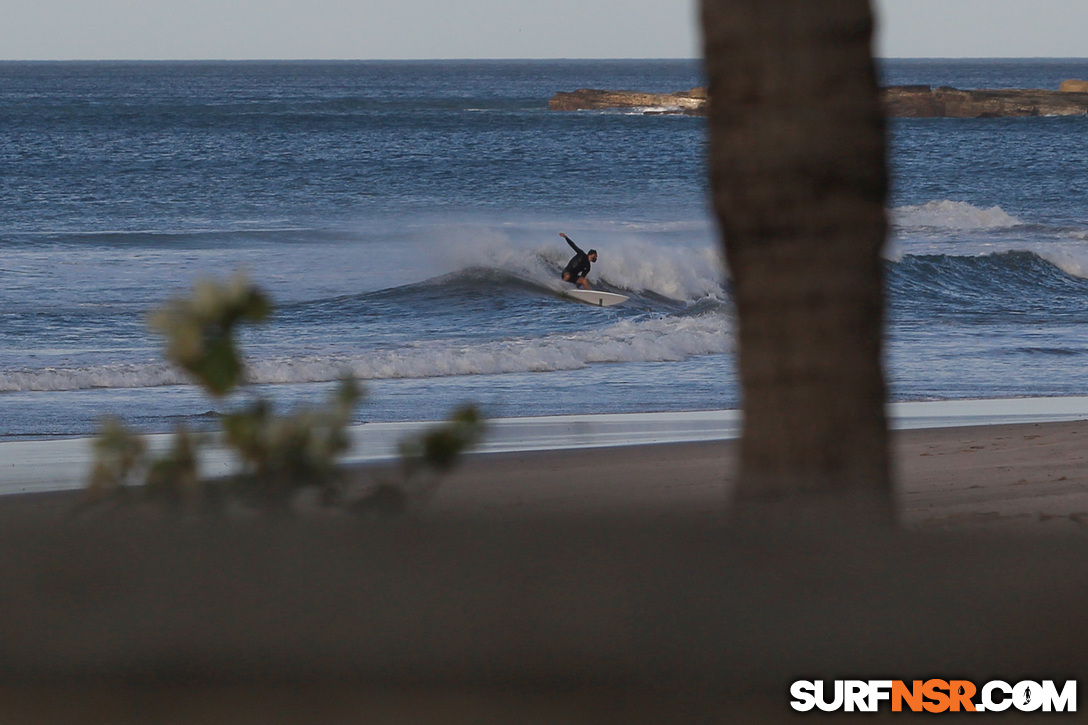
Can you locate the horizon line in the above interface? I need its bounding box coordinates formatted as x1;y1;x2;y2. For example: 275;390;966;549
2;56;1088;63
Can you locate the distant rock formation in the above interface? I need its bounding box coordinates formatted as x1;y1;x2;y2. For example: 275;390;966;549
548;87;708;116
549;85;1088;118
1059;79;1088;93
883;85;1088;117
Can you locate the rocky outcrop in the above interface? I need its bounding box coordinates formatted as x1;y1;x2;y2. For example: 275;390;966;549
548;87;708;116
549;85;1088;118
1059;79;1088;93
883;85;1088;117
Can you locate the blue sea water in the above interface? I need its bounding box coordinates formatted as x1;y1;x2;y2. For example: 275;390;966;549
2;59;1088;440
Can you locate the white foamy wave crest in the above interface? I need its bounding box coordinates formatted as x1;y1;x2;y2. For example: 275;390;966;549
593;239;724;300
434;230;726;302
891;200;1021;230
0;315;732;392
1036;247;1088;280
0;363;184;393
251;315;732;382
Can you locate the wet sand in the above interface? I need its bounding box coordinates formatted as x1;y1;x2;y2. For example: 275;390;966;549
4;420;1087;532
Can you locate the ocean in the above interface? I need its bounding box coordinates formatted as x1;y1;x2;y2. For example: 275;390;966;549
3;58;1088;441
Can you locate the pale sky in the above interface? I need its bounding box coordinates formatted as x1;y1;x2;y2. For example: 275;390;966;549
2;0;1087;61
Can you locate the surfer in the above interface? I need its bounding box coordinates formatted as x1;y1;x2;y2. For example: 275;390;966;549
559;233;598;290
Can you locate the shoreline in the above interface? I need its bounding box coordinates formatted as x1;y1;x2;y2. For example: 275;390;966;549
3;397;1087;532
5;420;1088;532
6;396;1088;498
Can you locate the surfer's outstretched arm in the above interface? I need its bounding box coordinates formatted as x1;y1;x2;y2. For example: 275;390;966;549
560;232;584;256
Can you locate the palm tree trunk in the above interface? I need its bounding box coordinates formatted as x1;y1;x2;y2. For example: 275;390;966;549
701;0;892;519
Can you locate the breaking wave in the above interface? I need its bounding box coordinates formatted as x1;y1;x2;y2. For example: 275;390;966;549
888;249;1088;318
429;231;726;302
0;314;732;393
891;200;1022;230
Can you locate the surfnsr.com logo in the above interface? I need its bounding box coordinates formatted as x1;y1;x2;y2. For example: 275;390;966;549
790;680;1077;713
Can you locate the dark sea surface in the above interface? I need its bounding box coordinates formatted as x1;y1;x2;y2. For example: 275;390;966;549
3;59;1088;439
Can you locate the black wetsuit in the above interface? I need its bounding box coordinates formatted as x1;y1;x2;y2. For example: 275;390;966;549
561;236;591;281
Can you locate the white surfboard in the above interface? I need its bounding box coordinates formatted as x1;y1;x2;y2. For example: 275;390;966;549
565;289;629;307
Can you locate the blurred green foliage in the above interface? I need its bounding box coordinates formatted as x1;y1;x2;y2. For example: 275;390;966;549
223;378;361;509
399;405;485;475
84;273;483;517
148;273;270;397
86;417;147;504
143;425;205;508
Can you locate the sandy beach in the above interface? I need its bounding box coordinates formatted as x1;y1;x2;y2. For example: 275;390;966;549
425;419;1088;532
4;417;1088;532
2;418;1087;722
